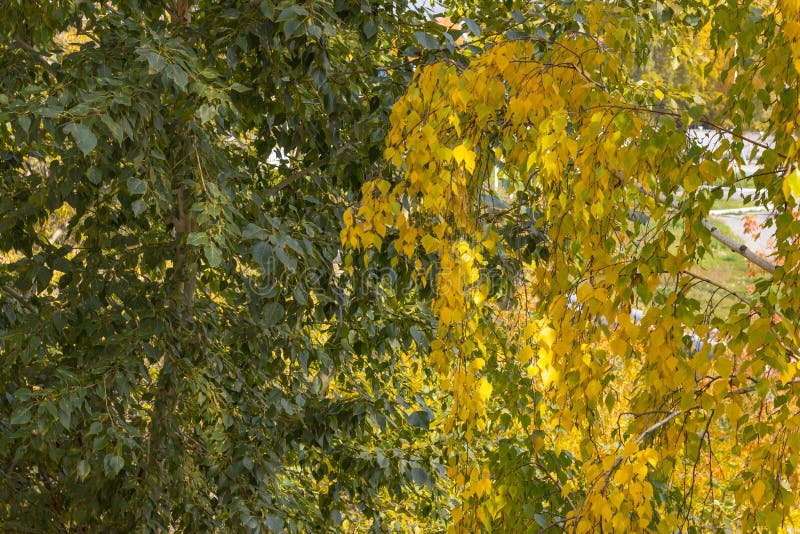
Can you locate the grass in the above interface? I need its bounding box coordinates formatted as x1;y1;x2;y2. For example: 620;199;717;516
711;197;747;211
661;218;754;318
690;230;752;318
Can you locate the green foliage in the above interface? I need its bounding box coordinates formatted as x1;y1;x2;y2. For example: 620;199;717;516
0;1;453;531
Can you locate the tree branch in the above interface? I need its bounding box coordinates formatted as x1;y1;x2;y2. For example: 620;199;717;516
263;145;351;196
1;286;37;313
9;36;57;79
681;270;750;305
589;104;784;158
636;184;777;273
264;157;331;196
601;409;685;493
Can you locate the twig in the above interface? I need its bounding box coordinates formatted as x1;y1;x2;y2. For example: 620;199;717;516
681;270;750;305
635;183;777;273
10;36;57;79
1;286;37;313
601;409;685;492
587;104;784;158
264;147;346;196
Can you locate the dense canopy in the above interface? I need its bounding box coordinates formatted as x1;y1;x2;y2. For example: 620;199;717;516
2;0;800;532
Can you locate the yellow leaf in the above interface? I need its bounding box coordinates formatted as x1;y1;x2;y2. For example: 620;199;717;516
482;230;498;251
586;380;601;400
473;284;489;307
517;345;535;364
714;356;733;377
751;480;766;504
470;357;486;372
421;234;439;254
537;325;556;348
783;168;800;201
526;152;537;172
452;144;476;173
477;377;493;402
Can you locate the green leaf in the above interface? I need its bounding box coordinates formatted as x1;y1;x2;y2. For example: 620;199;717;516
276;5;307;21
414;31;440;50
283;18;302;39
265;515;284;532
409;466;431;488
127;177;147;195
51;257;74;273
100;113;125;143
362;20;378;40
16;115;31;133
242;456;254;470
197;104;217;124
86;167;102;185
77;460;91;481
222;412;235;428
274;244;296;272
58;409;71;430
38;105;64;118
462;18;481;37
259;0;274;18
10;408;30;425
241;223;269;241
164;64;189;92
687;104;704;121
64;123;97;155
406;410;432;430
204;243;222;267
187;232;209;246
262;302;284;327
103;454;124;476
142;49;166;74
131;199;147;217
13;388;32;402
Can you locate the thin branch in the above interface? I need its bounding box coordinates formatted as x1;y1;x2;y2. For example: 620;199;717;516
9;36;57;79
635;409;684;445
681;270;750;305
1;286;37;313
263;155;335;196
587;104;783;158
263;142;360;196
635;183;777;273
601;409;686;493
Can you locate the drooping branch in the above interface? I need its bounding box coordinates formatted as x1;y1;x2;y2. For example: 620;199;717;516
700;220;775;273
634;409;684;445
9;36;57;79
589;104;784;158
601;409;686;493
681;270;750;305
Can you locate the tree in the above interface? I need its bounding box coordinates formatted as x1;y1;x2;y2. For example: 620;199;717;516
344;0;800;531
0;1;459;531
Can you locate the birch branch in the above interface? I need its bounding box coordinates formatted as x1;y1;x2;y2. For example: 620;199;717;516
636;184;777;273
